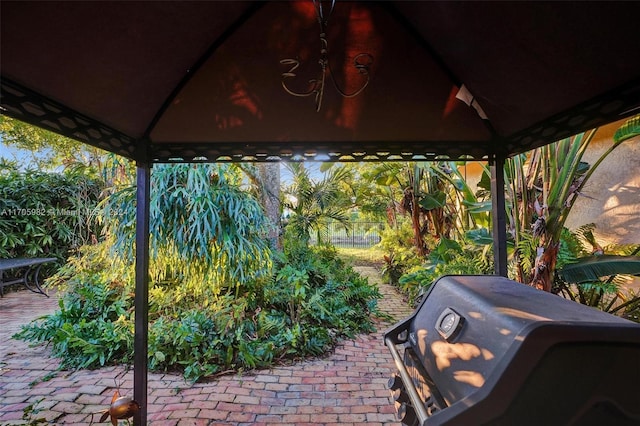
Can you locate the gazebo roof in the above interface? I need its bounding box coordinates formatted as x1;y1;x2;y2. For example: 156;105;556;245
2;1;639;163
4;4;640;424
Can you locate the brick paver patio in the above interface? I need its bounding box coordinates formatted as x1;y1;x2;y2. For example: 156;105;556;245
0;266;413;425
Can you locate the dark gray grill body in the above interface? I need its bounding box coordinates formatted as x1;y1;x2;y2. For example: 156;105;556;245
384;275;640;426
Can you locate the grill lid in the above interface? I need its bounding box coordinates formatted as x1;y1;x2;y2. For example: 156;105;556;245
386;275;640;425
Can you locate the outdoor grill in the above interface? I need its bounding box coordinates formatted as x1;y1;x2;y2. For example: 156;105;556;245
384;275;640;426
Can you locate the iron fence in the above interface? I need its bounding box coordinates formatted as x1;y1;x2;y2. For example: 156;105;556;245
309;221;384;248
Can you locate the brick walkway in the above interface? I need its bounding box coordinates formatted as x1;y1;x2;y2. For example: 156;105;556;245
0;267;413;425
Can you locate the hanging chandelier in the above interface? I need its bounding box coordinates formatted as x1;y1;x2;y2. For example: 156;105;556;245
280;0;373;112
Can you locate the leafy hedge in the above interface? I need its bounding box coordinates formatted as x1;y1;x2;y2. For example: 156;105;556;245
15;242;381;381
0;164;103;267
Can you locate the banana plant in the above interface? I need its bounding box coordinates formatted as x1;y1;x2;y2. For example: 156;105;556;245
428;161;491;232
461;115;639;289
361;161;492;258
521;114;639;291
613;115;640;143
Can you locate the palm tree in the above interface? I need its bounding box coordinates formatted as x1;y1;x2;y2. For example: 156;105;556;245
282;163;352;246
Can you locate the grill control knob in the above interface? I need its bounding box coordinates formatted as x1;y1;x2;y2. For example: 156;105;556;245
398;402;418;426
391;388;409;404
436;307;464;341
388;374;402;391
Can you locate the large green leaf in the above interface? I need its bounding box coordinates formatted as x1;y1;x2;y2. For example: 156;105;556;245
465;228;494;245
558;255;640;283
418;191;446;210
430;237;462;262
613;115;640;143
462;200;493;213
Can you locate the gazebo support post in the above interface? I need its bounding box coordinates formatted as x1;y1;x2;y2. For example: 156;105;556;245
134;162;151;425
490;154;508;277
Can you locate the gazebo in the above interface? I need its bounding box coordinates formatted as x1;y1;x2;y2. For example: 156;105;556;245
2;1;640;423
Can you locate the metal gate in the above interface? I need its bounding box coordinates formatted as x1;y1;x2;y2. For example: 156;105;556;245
309;221;383;248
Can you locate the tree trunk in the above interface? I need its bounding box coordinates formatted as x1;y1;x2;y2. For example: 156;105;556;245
258;163;281;249
405;188;428;257
530;243;559;292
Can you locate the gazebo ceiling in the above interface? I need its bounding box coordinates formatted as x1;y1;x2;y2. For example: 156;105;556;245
1;1;640;163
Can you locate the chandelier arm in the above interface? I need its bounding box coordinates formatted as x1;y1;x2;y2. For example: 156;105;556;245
315;60;328;112
280;0;372;111
281;80;320;98
327;53;373;98
280;58;322;98
313;0;336;25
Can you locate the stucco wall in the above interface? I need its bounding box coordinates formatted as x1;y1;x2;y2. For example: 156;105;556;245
457;119;639;246
565;119;640;246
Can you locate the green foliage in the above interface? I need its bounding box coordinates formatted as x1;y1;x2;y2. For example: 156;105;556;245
504;126;632;288
558;255;640;284
418;191;447;210
15;165;381;382
376;217;416;254
265;241;381;339
333;163;393;223
358;161;492;269
101;163;272;295
397;237;492;302
16;240;380;382
14;245;133;369
613;114;640;143
0;115;106;171
429;161;491;230
282;163;353;245
0;163;103;269
377;218;422;284
553;226;640;321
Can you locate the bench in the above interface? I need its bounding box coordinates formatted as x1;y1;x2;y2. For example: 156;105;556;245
0;258;57;297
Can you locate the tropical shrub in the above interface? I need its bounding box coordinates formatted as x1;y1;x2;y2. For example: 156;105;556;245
15;164;382;381
15;244;133;369
397;237;493;303
377;217;422;285
0;162;103;268
16;239;381;381
453;118;639;293
282;163;353;245
552;224;640;322
99;163;274;297
358;161;492;284
505;117;639;291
